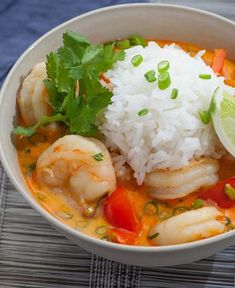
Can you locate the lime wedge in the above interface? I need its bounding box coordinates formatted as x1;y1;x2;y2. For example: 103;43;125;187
211;89;235;156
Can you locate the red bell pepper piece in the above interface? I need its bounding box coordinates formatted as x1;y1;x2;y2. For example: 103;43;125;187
104;187;139;233
212;49;226;74
107;228;137;245
200;177;235;208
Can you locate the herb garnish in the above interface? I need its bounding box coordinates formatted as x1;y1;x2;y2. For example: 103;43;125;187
171;88;178;99
26;162;36;176
92;152;104;161
225;184;235;200
198;87;218;125
138;108;149;117
131;54;143;67
14;31;125;137
192;199;204;209
199;74;211;80
148;232;159;240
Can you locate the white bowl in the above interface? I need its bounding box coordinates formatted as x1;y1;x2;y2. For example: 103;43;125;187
0;4;235;267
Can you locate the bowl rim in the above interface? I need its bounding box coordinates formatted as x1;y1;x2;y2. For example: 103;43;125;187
0;2;235;253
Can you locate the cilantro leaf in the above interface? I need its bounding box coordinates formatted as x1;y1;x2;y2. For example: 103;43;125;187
46;52;59;80
56;65;74;93
14;31;126;137
58;46;79;67
43;79;63;110
69;66;84;80
82;45;103;64
63;31;90;60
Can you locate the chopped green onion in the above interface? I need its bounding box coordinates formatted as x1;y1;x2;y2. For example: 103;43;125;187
95;225;108;235
171;88;178;99
225;184;235;200
199;74;211;80
225;216;231;226
92;152;104;161
36;192;46;202
57;211;73;220
208;87;219;115
158;60;170;73
198;87;219;125
199;110;211;124
143;200;159;216
25;148;31;154
192;199;204;209
172;206;189;216
129;35;146;47
138;108;149;117
26;162;36;176
158;71;171;90
116;39;130;49
77;220;88;229
131;54;143;67
101;235;111;241
148;232;159;240
158;211;172;220
144;70;156;82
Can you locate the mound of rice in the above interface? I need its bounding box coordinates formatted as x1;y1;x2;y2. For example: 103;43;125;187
100;42;235;184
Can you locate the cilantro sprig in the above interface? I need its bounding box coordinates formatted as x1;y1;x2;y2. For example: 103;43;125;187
14;31;125;137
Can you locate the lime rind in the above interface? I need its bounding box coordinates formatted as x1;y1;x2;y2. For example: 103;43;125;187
211;88;235;157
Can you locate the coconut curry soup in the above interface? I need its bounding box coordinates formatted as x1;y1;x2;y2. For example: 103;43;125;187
14;32;235;246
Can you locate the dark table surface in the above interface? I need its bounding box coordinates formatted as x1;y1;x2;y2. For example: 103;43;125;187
0;1;235;287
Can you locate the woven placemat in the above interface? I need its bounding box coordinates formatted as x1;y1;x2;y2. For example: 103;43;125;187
1;0;235;287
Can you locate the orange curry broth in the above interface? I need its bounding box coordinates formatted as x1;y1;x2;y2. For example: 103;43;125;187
16;40;235;246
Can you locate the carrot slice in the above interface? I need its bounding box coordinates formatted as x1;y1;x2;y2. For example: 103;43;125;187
212;49;226;74
224;79;235;87
100;73;110;84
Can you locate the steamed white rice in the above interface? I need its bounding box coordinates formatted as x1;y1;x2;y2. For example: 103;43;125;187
100;42;235;184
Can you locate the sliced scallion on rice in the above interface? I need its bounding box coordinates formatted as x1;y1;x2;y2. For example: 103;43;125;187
199;110;211;124
131;54;143;67
199;74;211;80
158;71;171;90
158;60;170;73
144;70;156;83
138;108;149;117
171;88;178;99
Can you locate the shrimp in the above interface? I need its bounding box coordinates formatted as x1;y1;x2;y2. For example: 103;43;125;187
36;135;116;203
144;158;219;200
149;207;226;246
18;62;50;126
